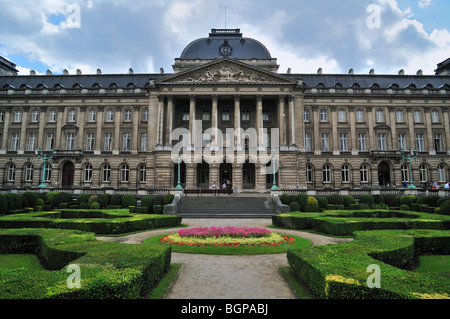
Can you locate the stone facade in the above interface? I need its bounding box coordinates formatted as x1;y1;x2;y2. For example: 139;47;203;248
0;29;449;192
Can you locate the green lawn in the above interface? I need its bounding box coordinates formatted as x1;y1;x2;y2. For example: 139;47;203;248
0;254;44;270
413;255;450;278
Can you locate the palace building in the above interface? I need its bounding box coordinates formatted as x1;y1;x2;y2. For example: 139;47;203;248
0;29;450;192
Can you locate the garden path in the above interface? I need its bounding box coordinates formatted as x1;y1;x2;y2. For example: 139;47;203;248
96;218;352;299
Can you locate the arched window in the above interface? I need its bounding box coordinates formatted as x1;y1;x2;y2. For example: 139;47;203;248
44;164;52;182
360;165;368;183
139;164;147;183
341;165;350;183
7;164;16;181
84;164;93;182
102;164;111;182
419;165;428;183
323;165;331;183
25;164;34;182
306;164;313;183
121;164;130;183
401;164;409;182
438;165;446;182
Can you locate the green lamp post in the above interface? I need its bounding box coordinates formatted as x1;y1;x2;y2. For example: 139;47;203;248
37;148;54;188
401;149;418;189
175;148;183;190
271;148;279;191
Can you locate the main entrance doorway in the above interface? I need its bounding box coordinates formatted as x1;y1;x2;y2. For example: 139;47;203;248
220;163;232;187
243;162;255;189
378;162;391;187
197;162;210;189
62;161;74;187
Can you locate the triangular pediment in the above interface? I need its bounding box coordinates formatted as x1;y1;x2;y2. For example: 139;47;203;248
156;58;297;85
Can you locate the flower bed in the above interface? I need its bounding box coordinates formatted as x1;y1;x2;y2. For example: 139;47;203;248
160;226;295;247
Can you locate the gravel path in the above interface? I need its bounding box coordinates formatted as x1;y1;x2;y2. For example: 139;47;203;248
96;218;352;299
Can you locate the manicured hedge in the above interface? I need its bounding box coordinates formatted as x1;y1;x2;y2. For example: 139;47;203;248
273;209;450;236
287;229;450;299
0;210;182;235
0;228;171;299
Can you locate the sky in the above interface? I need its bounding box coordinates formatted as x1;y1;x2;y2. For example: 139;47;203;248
0;0;449;76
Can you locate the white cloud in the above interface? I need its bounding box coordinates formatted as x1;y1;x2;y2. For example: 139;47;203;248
418;0;433;9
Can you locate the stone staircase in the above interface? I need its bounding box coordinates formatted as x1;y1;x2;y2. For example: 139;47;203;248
177;195;278;218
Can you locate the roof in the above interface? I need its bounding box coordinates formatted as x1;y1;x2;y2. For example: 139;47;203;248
180;29;272;60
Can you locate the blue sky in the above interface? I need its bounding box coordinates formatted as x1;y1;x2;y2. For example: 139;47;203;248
0;0;449;76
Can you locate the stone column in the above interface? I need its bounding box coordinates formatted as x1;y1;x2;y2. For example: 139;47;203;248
425;106;434;154
349;106;357;154
113;106;121;152
312;106;320;153
234;95;241;149
367;106;374;150
256;95;263;147
37;107;47;150
165;95;174;147
19;107;29;152
293;95;304;149
55;106;64;149
132;105;140;153
156;95;165;147
209;163;220;187
406;106;415;150
388;106;396;150
189;95;196;148
77;106;86;150
186;163;196;189
95;106;104;152
1;107;11;152
443;107;450;152
278;95;286;146
331;106;338;154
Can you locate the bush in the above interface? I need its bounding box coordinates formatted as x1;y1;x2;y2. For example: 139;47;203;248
416;196;440;207
343;195;356;207
290;202;300;212
163;194;175;205
110;194;123;206
21;195;29;208
0;194;7;214
153;205;163;214
373;194;385;204
122;195;136;208
297;194;309;212
439;200;450;215
23;192;39;208
384;194;399;207
317;197;328;210
437;197;448;207
76;194;90;205
280;194;290;205
10;194;22;210
134;207;149;214
90;202;100;209
88;195;99;205
328;194;345;206
359;194;375;207
152;196;164;206
400;196;415;207
99;194;111;208
44;192;58;206
399;204;410;211
307;196;319;207
140;196;153;213
53;192;71;209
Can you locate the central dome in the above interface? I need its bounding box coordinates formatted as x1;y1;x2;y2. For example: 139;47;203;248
173;29;279;73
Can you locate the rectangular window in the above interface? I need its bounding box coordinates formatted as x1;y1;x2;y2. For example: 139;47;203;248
28;133;37;151
262;110;270;121
321;133;330;151
357;133;366;151
88;110;96;122
339;133;348;151
432;110;440;123
31;110;39;122
68;110;76;122
140;133;148;151
124;109;132;121
84;165;93;182
303;109;310;122
14;111;22;122
106;110;114;122
139;165;147;183
396;110;404;123
416;133;424;151
304;133;312;152
414;110;422;123
142;109;149;121
182;109;189;121
11;133;19;151
320;110;328;122
378;133;386;151
241;109;249;121
66;133;75;150
338;110;346;122
306;165;313;183
104;133;113;151
356;110;364;122
398;133;406;150
203;109;211;121
48;110;57;122
434;133;443;151
46;133;55;151
122;133;131;151
86;133;95;151
25;165;33;182
222;110;230;121
376;110;384;122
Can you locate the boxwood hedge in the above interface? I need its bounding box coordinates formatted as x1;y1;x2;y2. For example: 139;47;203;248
0;228;171;299
287;229;450;299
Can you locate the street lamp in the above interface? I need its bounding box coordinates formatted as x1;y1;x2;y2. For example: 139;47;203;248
271;148;279;191
37;148;54;188
175;148;183;190
401;149;418;189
